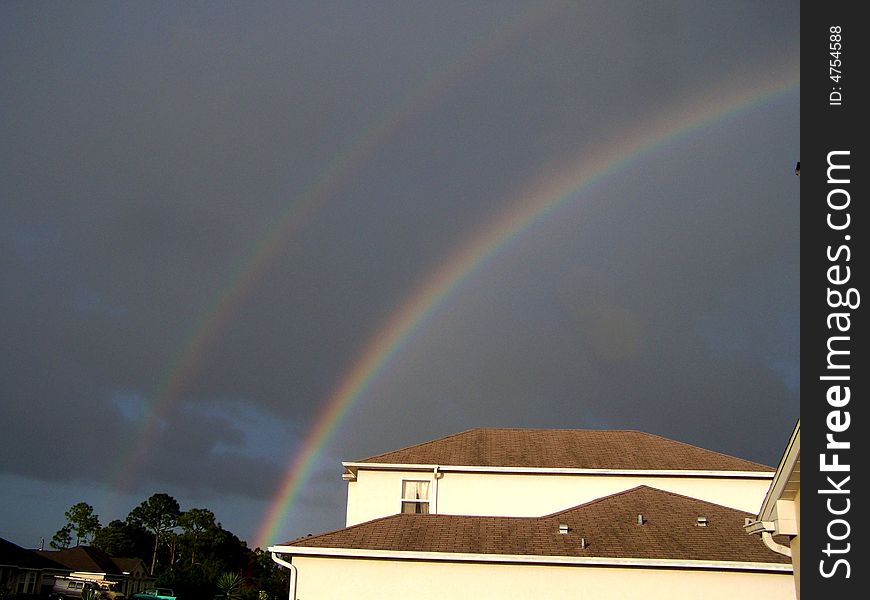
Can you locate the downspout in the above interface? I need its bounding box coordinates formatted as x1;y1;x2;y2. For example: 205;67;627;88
432;465;440;513
761;531;792;558
271;552;298;600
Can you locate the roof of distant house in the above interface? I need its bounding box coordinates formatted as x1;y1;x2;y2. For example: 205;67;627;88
111;557;147;573
36;545;123;576
281;486;789;565
0;536;65;570
353;428;773;472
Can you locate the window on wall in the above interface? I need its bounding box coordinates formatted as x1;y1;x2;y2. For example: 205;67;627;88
17;572;36;595
401;480;430;514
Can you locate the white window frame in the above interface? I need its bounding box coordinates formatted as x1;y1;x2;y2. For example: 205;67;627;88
18;571;36;595
400;479;431;514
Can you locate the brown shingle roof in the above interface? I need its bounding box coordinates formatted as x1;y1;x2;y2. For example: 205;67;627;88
0;537;64;570
36;546;122;575
284;486;789;564
111;557;147;573
355;428;773;472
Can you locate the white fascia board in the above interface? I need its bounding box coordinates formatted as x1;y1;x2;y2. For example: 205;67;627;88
269;545;792;573
341;462;774;479
758;421;800;520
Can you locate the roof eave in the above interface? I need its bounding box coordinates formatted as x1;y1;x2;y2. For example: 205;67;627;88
341;462;774;479
758;420;801;521
268;545;792;573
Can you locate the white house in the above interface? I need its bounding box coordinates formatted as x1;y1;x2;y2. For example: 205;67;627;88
270;428;795;600
342;428;775;524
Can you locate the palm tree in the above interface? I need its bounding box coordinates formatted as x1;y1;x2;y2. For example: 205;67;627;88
215;572;244;600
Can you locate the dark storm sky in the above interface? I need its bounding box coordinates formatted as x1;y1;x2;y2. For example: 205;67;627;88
0;1;799;548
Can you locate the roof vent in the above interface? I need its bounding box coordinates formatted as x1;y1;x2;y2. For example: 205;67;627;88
696;516;708;527
580;537;588;549
558;524;569;534
637;514;645;525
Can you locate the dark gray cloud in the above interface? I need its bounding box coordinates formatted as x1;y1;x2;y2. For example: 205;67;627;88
1;0;799;547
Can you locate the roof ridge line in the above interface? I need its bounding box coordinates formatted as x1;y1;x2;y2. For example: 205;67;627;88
279;511;410;546
355;428;483;461
543;485;652;517
540;484;757;518
355;428;773;471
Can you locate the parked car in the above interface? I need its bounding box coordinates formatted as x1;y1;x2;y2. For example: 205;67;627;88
130;588;176;600
51;576;96;600
51;576;126;600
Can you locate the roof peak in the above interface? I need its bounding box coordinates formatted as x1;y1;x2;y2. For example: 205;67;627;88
355;427;773;472
275;484;788;566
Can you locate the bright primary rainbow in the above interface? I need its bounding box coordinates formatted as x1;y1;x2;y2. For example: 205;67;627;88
253;71;800;549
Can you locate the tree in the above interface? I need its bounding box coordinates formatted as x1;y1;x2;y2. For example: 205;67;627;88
178;508;216;565
127;493;182;575
41;491;284;600
245;548;288;600
50;524;73;549
63;502;101;546
92;519;151;560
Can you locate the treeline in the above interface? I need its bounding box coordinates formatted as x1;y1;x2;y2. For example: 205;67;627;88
50;495;287;600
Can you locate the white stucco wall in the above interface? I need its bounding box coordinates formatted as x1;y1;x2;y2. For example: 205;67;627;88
290;555;795;600
346;468;772;526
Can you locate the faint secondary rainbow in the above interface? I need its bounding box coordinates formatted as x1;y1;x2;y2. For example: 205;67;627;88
255;71;799;549
106;4;561;511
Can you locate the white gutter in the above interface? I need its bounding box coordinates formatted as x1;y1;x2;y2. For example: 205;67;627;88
269;545;792;573
270;552;298;600
743;520;792;558
342;462;774;479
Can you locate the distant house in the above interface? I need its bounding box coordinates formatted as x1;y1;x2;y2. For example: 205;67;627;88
111;558;152;597
36;546;153;598
270;428;795;600
1;539;152;599
0;537;66;597
36;545;124;581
